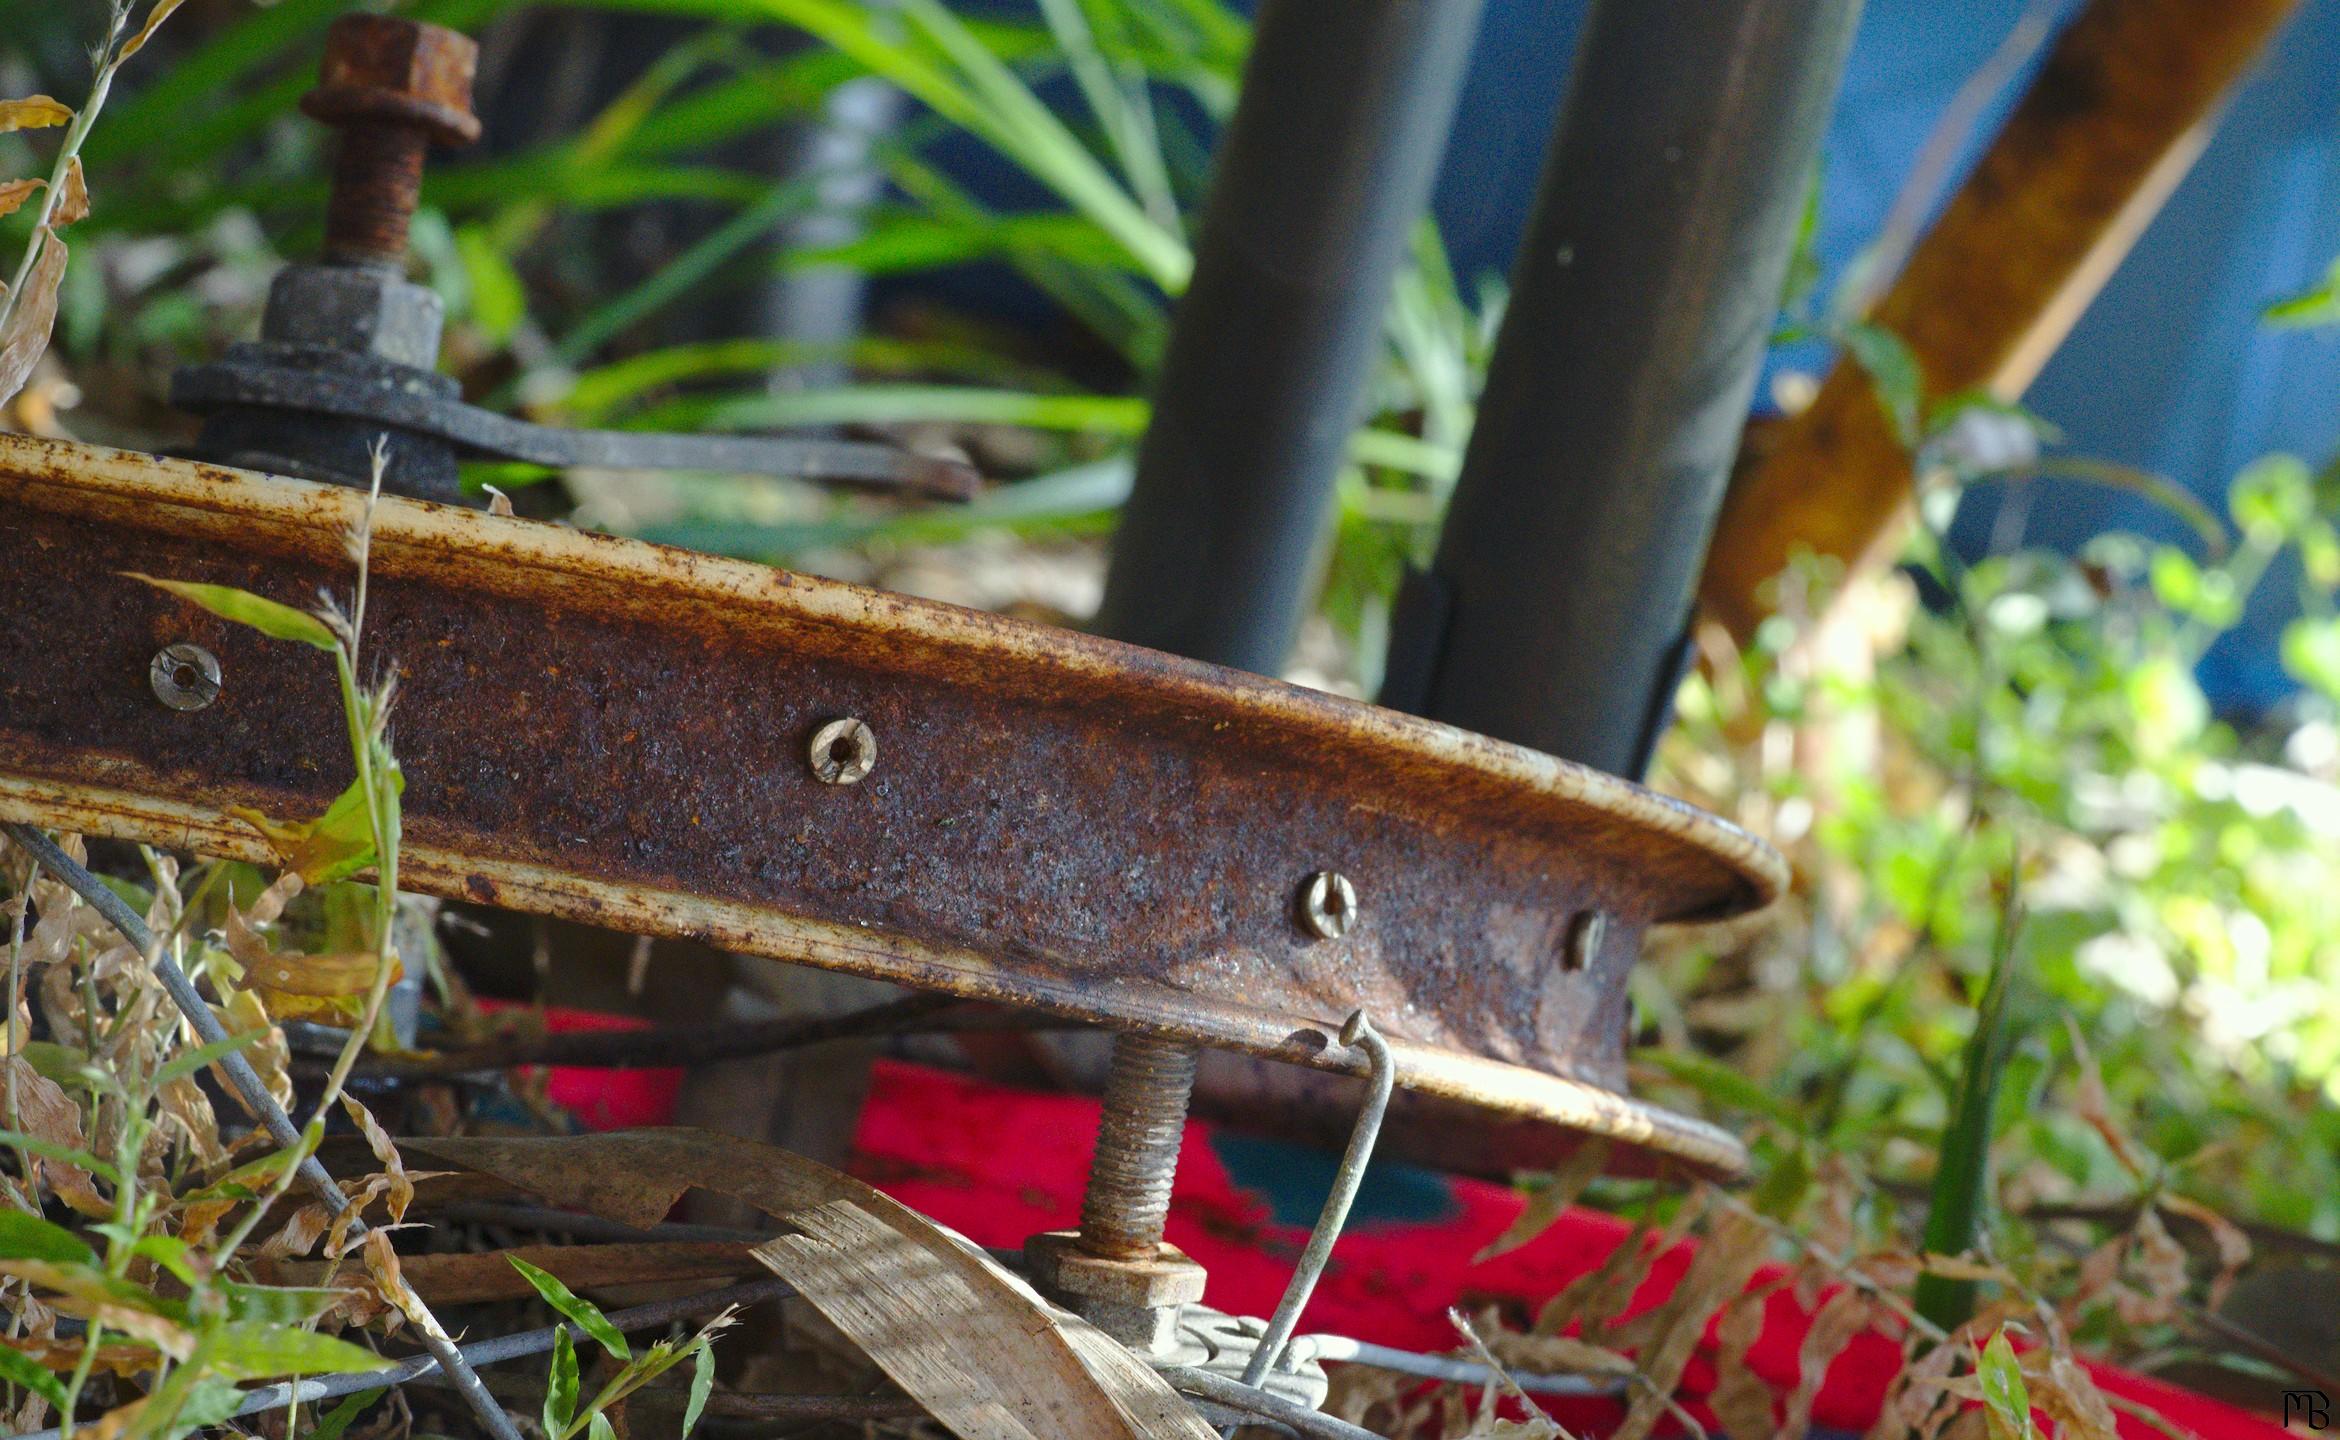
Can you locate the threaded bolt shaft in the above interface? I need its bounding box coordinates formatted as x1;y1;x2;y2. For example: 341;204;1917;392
1077;1033;1199;1259
324;124;429;266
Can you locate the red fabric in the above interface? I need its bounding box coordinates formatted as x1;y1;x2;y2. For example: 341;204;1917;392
513;1017;2287;1440
847;1060;2292;1440
471;1000;683;1132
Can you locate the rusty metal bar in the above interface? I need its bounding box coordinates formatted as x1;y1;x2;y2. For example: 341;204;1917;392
0;435;1774;1175
1696;0;2303;640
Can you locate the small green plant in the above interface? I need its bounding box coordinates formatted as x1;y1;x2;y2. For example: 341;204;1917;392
506;1255;731;1440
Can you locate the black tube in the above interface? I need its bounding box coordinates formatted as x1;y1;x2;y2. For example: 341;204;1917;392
1382;0;1863;777
1094;0;1487;673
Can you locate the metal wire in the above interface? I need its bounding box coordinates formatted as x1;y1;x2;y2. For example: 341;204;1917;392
1302;1335;1623;1398
0;823;525;1440
1164;1367;1385;1440
1240;1010;1396;1389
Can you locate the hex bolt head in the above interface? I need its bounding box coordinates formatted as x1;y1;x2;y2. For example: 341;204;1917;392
1563;910;1608;972
301;16;483;147
1296;870;1358;940
150;643;221;712
809;718;877;785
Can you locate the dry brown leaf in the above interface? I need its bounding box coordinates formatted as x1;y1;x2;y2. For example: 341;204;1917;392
342;1095;415;1221
0;228;65;411
0;179;42;222
2115;1208;2187;1327
119;0;191;60
0;98;71;134
2;1055;107;1216
1709;1288;1779;1440
53;160;87;226
1919;1255;2019;1285
1538;1190;1707;1340
258;1203;333;1261
2156;1195;2250;1310
1866;1332;1959;1440
1484;1330;1638;1378
1477;1139;1613;1264
1782;1288;1872;1440
1609;1205;1773;1440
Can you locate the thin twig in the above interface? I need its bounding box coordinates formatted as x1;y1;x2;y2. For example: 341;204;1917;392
338;993;1078;1080
0;824;524;1440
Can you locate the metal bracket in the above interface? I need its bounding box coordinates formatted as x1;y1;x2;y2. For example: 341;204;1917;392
174;344;979;503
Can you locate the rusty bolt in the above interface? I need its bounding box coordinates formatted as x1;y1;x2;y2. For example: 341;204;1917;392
301;16;481;267
809;718;877;785
149;643;221;712
1296;870;1357;940
1563;910;1607;972
1078;1034;1198;1260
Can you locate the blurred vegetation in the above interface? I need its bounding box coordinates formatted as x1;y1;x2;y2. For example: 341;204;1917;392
5;0;2339;1398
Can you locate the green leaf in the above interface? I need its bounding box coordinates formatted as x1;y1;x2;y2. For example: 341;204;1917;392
0;1340;69;1409
205;1322;393;1381
229;768;400;886
125;574;337;651
587;1409;618;1440
2282;617;2340;701
2228;453;2314;541
173;1375;257;1434
1976;1328;2036;1440
309;1389;386;1440
130;1234;201;1287
1839;319;1925;448
13;1042;84;1085
682;1341;715;1438
152;1029;263;1089
509;1255;631;1361
545;1324;580;1439
0;1210;97;1265
223;1281;348;1325
2263;256;2340;329
1638;1048;1804;1129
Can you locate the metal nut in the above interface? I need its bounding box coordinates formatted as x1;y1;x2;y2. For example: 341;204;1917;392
260;265;447;370
809;717;877;785
1026;1232;1209;1309
1563;909;1608;972
149;644;221;712
1296;870;1357;940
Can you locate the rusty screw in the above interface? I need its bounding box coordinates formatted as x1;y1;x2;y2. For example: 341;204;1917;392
1077;1034;1199;1260
1296;870;1358;940
149;643;221;712
809;718;877;785
302;15;482;267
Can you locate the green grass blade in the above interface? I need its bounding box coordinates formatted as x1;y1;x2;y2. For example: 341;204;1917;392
1914;873;2026;1333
